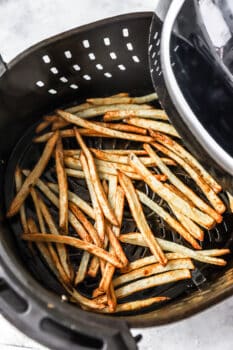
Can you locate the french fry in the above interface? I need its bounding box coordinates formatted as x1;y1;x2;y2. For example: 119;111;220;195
124;118;180;138
65;167;114;181
64;149;148;157
48;182;95;219
151;142;225;216
7;131;59;217
94;122;147;135
113;258;194;288
64;285;105;310
107;283;117;312
129;153;214;232
150;131;222;193
43;115;60;122
227;192;233;212
55;136;69;233
118;171;167;265
52;120;70;131
57;110;154;143
137;190;203;246
121;253;189;273
98;296;169;313
35;120;52;134
37;195;72;281
90;148;176;166
87;92;158;105
15;167;28;233
75;129;118;226
119;233;228;266
75;251;90;285
22;171;92;243
22;234;124;268
103;109;168;122
144;144;221;223
95;269;191;303
106;225;128;267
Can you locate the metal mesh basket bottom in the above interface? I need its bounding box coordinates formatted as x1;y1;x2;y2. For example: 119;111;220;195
4;113;233;317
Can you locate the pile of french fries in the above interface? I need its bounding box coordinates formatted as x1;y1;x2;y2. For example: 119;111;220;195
7;92;231;313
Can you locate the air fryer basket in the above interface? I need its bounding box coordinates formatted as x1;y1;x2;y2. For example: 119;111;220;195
1;12;233;350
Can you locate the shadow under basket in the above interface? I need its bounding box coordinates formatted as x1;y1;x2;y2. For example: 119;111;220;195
0;12;233;350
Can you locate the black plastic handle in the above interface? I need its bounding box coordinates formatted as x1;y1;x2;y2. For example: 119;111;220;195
0;262;139;350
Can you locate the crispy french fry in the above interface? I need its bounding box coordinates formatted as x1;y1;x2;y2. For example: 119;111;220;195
48;182;95;219
103;109;168;122
119;233;228;266
75;129;118;226
129;153;214;232
106;225;128;267
124;118;180;138
57;110;154;143
95;269;191;303
150;131;222;193
64;285;105;310
65;167;114;181
35;120;52;134
7;131;59;217
52;120;70;131
15;167;28;233
64;149;148;157
121;253;189;273
118;171;167;265
98;296;169;313
75;251;90;285
94;122;147;135
87;92;157;105
150;142;225;216
43;115;60;122
55;136;69;233
37;195;72;281
137;190;203;246
107;283;117;312
90;148;176;166
144;144;221;223
22;171;92;242
22;234;124;268
227;192;233;212
113;258;194;288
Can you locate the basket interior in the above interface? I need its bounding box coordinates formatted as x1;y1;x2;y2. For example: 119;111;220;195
1;13;233;327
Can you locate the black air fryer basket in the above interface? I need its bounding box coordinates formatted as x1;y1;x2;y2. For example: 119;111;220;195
1;12;233;350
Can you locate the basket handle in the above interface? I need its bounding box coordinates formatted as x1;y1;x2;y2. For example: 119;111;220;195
0;260;140;350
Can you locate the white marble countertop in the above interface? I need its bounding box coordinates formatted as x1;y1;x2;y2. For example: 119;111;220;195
0;1;233;349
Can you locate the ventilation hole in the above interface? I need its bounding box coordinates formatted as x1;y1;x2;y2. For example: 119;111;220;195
83;74;91;80
104;72;112;78
42;55;51;64
174;45;179;52
110;52;117;60
82;40;90;48
118;64;126;71
158;71;162;76
88;53;96;60
156;39;161;47
48;89;57;94
152;51;156;59
154;31;158;40
0;280;28;313
70;84;78;89
50;67;58;74
96;64;103;70
132;55;140;63
148;44;153;52
36;80;44;87
104;37;111;46
60;76;68;83
171;62;175;67
73;64;81;71
154;59;158;66
150;68;154;73
126;42;133;51
122;28;129;37
156;66;160;72
64;50;72;59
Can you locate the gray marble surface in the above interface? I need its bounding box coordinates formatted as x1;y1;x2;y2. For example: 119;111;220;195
0;1;233;349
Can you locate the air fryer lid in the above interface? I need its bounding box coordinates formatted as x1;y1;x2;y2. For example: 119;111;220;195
149;0;233;193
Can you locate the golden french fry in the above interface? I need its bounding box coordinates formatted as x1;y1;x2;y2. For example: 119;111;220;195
227;192;233;213
75;129;118;226
63;149;148;157
94;121;147;135
107;283;117;312
64;285;105;310
7;131;59;217
103;109;168;122
113;258;194;288
15;167;28;233
35;120;52;134
150;131;222;193
34;129;109;143
144;144;221;223
22;234;124;268
87;92;157;105
124;118;180;138
119;233;228;266
137;190;203;247
55;136;69;233
57;110;154;143
129;153;214;232
106;225;128;267
52;120;70;131
75;251;90;285
118;171;167;265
